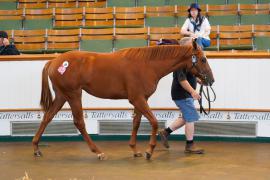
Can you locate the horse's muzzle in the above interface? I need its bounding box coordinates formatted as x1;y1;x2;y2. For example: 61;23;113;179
209;79;215;86
203;76;214;86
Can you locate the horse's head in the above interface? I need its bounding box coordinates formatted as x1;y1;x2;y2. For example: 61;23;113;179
186;39;215;86
157;37;214;86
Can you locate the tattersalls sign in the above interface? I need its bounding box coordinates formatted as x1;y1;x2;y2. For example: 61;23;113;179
0;109;270;137
0;109;269;122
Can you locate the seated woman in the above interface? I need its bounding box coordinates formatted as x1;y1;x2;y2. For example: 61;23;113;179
181;3;211;49
0;31;20;55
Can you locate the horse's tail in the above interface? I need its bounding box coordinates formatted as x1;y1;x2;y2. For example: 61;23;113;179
40;61;53;112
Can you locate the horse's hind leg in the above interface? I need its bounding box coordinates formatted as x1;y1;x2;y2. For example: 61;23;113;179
129;108;143;157
32;95;65;157
67;92;105;160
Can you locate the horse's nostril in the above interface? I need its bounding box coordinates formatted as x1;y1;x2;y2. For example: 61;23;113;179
209;79;214;86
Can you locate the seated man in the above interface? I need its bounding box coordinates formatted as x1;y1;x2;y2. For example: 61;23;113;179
0;31;20;55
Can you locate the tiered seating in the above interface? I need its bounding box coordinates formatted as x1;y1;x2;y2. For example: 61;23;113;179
84;7;113;28
145;6;176;27
207;4;238;25
80;28;113;52
208;24;270;51
46;29;80;53
24;9;53;29
198;0;227;5
107;0;135;7
205;27;218;51
48;0;77;8
228;0;257;4
5;24;268;53
219;32;253;50
254;25;270;50
149;27;182;46
12;29;46;53
17;0;47;9
218;25;253;51
167;0;193;6
0;0;17;10
78;0;106;7
115;7;145;27
114;27;147;50
137;0;167;6
0;4;267;29
0;9;23;30
54;8;83;29
239;4;270;25
17;0;106;8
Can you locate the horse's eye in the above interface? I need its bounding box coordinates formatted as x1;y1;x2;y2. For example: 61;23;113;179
202;57;207;63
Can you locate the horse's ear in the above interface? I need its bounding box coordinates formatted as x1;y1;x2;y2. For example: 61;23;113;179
192;38;197;50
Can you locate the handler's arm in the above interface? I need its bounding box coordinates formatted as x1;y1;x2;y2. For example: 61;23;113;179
179;80;201;100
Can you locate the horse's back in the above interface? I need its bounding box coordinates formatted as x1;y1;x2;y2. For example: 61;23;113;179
47;50;130;99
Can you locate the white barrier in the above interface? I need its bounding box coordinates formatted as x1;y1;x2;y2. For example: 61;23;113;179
0;58;269;109
0;56;269;137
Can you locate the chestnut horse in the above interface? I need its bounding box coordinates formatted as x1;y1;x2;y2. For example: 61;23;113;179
32;39;214;160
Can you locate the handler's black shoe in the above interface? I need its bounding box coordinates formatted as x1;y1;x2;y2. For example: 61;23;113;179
158;129;170;148
185;143;204;154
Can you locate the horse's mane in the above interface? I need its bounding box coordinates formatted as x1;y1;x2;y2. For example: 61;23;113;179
117;45;191;61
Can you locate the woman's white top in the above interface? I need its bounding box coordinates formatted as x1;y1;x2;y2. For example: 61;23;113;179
181;17;211;40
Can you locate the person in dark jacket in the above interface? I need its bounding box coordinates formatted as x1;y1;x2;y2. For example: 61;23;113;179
0;31;20;55
158;37;204;154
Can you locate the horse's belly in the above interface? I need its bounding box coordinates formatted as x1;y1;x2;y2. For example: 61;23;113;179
83;81;128;100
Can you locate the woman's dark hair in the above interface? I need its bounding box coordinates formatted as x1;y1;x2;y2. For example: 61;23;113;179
188;11;204;27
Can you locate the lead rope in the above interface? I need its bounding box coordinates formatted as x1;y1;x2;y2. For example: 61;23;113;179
198;84;216;115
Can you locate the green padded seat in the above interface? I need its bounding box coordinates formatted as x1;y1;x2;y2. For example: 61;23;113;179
0;19;22;30
241;14;269;25
198;0;226;5
219;45;253;50
177;16;187;26
20;49;44;54
114;39;147;51
137;0;166;6
0;1;17;10
254;36;270;50
107;0;135;7
80;39;113;52
167;0;194;5
204;46;218;51
24;19;53;30
228;0;257;4
44;48;77;54
209;15;239;25
146;17;176;27
258;0;270;3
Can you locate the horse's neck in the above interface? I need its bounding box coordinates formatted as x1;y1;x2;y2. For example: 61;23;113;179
149;49;190;80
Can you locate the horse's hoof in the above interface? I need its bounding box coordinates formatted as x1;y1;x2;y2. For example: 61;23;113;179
97;153;106;160
34;150;43;157
144;152;152;160
133;152;143;158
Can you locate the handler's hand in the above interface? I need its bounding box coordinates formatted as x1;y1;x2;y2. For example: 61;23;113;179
3;38;10;46
197;78;202;85
190;33;198;39
191;90;201;100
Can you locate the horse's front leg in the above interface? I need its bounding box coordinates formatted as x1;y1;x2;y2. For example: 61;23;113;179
129;108;143;157
130;97;158;160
